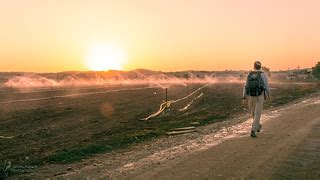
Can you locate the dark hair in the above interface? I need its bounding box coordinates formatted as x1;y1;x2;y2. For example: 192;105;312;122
254;61;261;70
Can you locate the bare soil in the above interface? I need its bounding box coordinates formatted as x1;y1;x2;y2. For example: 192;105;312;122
0;82;319;178
129;95;320;180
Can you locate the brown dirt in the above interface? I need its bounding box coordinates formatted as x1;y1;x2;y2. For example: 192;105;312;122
1;82;319;178
0;84;202;165
22;89;319;179
129;96;320;180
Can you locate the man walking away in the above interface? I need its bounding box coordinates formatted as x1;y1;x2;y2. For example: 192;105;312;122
243;61;270;138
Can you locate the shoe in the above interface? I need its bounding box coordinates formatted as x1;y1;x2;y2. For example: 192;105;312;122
257;124;262;132
250;131;257;138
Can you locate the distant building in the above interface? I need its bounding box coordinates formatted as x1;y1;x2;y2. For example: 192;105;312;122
286;68;313;80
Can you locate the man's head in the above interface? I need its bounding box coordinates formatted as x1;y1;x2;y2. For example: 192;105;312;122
254;61;262;70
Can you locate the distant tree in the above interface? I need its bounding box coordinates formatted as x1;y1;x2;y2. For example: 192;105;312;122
312;62;320;79
262;66;271;77
183;74;190;79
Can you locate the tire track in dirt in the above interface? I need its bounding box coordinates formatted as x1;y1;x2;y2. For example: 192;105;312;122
0;86;157;104
0;85;138;95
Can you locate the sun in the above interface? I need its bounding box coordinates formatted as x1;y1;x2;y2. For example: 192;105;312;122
86;44;125;71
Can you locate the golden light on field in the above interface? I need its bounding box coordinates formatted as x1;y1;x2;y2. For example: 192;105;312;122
86;44;125;71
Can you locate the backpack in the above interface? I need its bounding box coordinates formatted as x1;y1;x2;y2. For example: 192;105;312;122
246;71;265;96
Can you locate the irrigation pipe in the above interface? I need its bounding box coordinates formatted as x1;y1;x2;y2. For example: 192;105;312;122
141;84;208;120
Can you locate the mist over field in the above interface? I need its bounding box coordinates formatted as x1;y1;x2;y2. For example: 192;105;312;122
2;69;245;88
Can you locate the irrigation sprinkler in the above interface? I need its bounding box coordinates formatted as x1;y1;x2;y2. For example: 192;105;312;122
10;84;13;94
51;86;54;98
165;88;168;102
104;78;109;87
186;84;189;95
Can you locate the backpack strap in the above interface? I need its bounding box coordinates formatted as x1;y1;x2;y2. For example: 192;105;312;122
257;71;266;93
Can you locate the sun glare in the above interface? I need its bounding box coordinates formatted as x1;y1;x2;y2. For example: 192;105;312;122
86;44;125;71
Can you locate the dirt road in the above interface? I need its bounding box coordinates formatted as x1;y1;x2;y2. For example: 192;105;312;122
130;97;320;179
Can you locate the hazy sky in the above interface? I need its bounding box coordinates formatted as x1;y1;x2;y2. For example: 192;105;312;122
1;0;320;72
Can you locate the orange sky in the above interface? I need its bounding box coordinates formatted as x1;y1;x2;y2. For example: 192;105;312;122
0;0;320;72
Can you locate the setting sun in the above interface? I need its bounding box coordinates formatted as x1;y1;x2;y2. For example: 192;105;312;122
86;44;125;71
